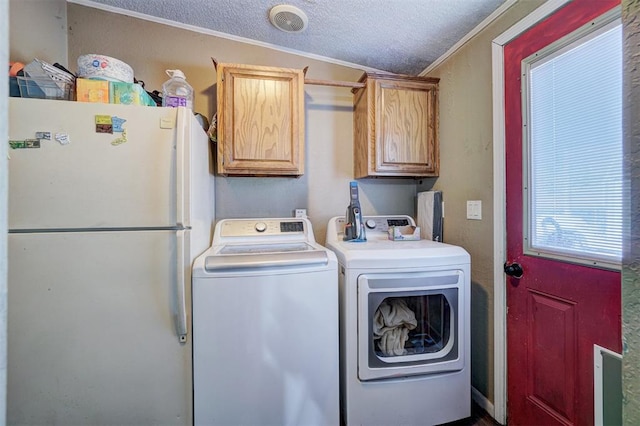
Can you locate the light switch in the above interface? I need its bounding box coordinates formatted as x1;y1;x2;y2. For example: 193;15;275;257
467;200;482;220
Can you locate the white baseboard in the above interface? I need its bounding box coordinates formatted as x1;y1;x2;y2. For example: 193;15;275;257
472;386;499;422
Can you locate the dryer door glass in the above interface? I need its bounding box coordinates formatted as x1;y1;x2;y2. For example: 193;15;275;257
373;294;451;358
367;288;457;365
357;271;465;381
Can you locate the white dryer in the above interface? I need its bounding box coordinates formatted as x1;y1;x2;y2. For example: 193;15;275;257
326;215;471;426
192;218;339;426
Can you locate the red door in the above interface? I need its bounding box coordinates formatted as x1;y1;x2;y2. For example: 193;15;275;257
504;1;621;424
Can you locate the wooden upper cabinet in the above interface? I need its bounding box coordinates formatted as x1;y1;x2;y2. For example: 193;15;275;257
353;72;440;178
216;63;304;176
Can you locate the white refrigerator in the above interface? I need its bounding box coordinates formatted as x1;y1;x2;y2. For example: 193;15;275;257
7;97;214;425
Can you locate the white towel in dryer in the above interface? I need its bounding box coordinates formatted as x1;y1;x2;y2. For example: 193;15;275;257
373;299;417;356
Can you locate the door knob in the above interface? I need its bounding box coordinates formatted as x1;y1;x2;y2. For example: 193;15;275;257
503;262;523;278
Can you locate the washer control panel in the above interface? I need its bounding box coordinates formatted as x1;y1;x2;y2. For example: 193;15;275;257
335;215;414;235
218;218;307;238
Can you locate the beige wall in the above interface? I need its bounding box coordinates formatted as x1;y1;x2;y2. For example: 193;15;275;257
9;0;68;67
419;0;544;402
67;4;363;122
65;4;418;245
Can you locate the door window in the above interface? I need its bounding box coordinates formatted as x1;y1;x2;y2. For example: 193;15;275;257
522;15;622;269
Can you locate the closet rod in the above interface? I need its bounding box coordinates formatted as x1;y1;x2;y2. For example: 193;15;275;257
212;59;365;89
304;79;365;89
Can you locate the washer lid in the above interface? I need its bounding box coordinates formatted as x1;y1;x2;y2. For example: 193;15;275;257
219;242;315;255
204;249;329;272
203;240;331;272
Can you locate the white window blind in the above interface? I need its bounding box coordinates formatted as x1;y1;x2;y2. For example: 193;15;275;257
525;20;622;268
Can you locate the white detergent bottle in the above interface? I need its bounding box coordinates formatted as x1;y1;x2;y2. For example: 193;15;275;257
162;69;194;109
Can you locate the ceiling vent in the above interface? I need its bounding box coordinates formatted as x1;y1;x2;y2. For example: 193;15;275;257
269;5;308;33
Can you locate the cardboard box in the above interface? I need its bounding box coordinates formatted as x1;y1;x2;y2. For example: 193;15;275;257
109;82;156;106
76;78;109;103
388;225;421;241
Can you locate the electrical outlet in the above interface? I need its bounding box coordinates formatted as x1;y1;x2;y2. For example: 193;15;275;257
295;209;307;218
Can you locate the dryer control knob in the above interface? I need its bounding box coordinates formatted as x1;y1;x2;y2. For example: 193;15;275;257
365;219;377;229
255;222;267;233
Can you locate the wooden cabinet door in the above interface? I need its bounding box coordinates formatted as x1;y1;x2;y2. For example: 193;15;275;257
217;64;304;176
354;75;439;178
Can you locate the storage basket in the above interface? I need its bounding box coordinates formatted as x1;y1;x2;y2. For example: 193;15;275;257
17;76;74;100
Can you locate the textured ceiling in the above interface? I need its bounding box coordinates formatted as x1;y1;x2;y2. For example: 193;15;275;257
73;0;506;75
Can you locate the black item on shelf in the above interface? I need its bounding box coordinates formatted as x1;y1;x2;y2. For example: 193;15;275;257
53;62;76;77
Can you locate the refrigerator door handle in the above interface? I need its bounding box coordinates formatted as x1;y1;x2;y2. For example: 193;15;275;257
175;108;191;228
176;230;189;343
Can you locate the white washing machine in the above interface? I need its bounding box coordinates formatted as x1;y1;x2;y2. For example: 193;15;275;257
192;218;339;426
326;215;471;426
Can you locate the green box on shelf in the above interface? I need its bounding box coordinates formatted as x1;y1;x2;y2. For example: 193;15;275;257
109;82;156;106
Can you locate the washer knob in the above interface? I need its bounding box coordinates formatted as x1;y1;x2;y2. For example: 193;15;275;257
255;222;267;232
365;219;377;229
